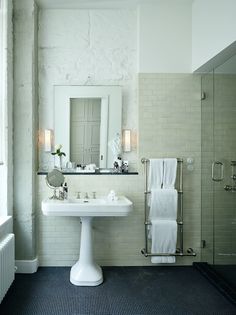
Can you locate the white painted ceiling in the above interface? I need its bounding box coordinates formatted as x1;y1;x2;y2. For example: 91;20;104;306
36;0;148;9
36;0;193;9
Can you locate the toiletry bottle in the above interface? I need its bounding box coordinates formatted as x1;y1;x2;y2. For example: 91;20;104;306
63;182;68;200
59;184;64;200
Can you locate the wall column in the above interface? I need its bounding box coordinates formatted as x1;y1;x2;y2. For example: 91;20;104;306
13;0;38;262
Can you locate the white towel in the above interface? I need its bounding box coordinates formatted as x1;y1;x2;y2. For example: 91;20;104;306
148;159;163;190
163;158;177;189
151;220;177;264
148;159;163;208
149;189;178;221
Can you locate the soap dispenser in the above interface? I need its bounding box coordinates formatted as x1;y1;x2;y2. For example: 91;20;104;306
63;182;68;200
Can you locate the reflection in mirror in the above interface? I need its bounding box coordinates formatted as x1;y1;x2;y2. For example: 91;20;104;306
46;169;65;199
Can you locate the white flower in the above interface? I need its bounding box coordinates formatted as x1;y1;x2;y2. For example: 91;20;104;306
55;144;62;151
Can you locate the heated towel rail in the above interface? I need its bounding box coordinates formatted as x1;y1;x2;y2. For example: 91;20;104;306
141;158;196;257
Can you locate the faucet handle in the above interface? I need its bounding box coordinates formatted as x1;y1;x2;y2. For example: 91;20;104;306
76;192;81;199
59;191;64;200
92;192;96;199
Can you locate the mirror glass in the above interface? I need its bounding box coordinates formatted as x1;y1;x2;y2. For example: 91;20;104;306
54;85;122;169
46;169;65;188
70;98;101;166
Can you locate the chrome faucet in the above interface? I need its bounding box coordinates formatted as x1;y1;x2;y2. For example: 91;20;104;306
84;192;89;199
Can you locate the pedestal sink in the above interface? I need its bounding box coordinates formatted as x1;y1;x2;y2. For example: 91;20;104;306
42;196;133;286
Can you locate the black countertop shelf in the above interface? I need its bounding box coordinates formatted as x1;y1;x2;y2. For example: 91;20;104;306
37;171;139;175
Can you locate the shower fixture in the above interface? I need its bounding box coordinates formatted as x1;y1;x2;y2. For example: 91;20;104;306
224;161;236;192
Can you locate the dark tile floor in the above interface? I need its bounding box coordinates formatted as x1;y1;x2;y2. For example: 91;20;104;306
0;266;235;315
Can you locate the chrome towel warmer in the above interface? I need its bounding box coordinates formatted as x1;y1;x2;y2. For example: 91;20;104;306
141;158;196;257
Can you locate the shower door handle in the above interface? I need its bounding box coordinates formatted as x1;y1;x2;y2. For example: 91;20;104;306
212;161;224;181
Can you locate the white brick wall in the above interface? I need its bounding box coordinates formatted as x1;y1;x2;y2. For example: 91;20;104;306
38;9;138;171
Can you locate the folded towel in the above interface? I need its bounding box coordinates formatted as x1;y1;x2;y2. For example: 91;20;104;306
149;189;178;221
151;220;177;263
163;158;177;189
148;159;163;190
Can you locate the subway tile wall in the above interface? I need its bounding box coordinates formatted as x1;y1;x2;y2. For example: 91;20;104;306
139;74;202;264
37;73;202;266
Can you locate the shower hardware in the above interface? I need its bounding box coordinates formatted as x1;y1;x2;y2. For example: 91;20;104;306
211;161;224;181
231;175;236;180
224;185;236;192
141;158;196;258
201;92;206;100
224;160;236;192
230;161;236;183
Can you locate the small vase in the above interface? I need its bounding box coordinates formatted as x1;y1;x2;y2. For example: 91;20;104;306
53;155;63;170
59;155;63;170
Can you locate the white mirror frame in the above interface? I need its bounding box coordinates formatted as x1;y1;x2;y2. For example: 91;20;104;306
54;85;122;168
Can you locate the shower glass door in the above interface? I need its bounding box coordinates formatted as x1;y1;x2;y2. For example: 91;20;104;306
201;53;236;289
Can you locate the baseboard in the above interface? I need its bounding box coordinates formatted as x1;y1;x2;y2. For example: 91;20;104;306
15;257;39;274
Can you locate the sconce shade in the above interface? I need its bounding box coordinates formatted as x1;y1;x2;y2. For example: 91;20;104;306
123;129;131;152
44;129;52;152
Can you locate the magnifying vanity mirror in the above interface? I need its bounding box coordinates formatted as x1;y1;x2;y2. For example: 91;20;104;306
46;169;65;199
54;85;122;169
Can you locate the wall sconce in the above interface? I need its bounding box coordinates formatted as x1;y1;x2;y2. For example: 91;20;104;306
44;129;52;152
123;129;131;152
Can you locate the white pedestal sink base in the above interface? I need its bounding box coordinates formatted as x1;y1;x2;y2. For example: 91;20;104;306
70;216;103;286
70;261;103;286
42;196;133;286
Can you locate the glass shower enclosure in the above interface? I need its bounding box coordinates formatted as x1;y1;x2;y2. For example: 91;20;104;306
201;53;236;295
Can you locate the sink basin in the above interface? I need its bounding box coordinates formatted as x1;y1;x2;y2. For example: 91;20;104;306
42;196;132;217
41;195;133;287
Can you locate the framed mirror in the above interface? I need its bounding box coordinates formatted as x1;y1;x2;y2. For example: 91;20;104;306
54;85;122;168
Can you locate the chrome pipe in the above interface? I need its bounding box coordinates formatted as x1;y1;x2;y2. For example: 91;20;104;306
140;157;196;259
211;161;224;182
143;158;149;254
141;158;183;164
179;160;184;253
146;191;182;195
141;248;196;257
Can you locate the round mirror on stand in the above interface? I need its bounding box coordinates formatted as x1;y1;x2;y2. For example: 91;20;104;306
46;169;65;199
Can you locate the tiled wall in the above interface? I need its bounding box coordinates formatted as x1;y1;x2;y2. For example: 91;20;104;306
37;73;202;266
139;74;202;262
37;174;146;266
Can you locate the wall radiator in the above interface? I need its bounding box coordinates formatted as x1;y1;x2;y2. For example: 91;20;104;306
0;234;15;303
